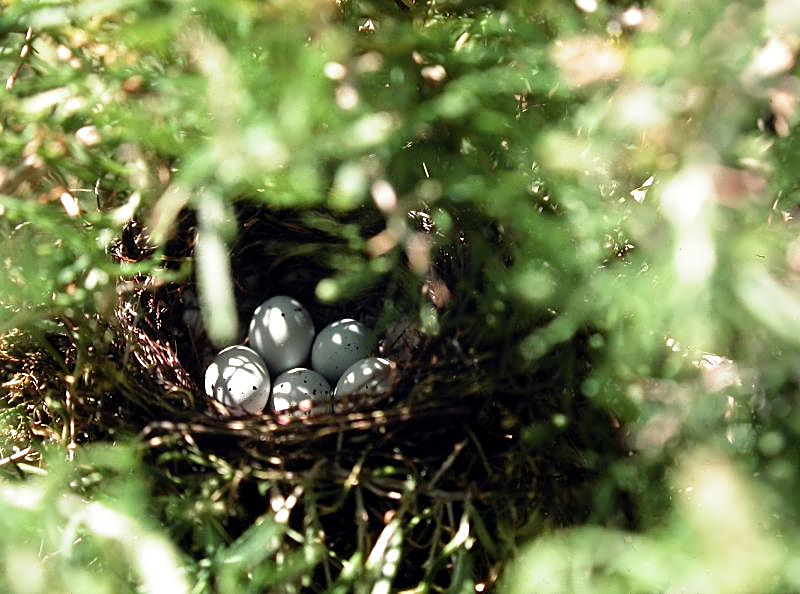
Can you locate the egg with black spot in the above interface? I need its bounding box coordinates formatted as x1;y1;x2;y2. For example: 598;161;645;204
249;295;315;375
334;357;394;398
271;368;332;415
205;345;271;414
311;319;376;383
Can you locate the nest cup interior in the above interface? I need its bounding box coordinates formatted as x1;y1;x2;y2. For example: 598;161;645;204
174;204;396;414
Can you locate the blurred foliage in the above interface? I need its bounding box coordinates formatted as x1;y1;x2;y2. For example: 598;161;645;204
1;0;800;592
0;442;189;594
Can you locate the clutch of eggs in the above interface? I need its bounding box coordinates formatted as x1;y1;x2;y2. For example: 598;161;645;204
205;296;395;415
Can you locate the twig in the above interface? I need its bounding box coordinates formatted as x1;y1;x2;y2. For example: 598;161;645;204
0;447;32;467
0;155;46;195
464;425;494;479
427;438;466;491
355;487;369;555
64;377;77;461
6;27;35;91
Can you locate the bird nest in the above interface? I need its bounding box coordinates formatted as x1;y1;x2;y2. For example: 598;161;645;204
1;203;623;592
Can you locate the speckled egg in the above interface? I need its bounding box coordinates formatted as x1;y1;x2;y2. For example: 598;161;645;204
271;368;332;415
205;345;271;415
248;295;315;375
311;319;376;383
334;357;394;398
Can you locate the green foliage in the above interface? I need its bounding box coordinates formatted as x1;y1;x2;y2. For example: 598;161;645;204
1;0;800;592
0;443;189;594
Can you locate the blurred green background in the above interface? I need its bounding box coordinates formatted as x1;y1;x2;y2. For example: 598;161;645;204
1;0;800;592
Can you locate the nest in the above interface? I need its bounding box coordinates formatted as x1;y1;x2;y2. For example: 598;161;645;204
2;203;626;592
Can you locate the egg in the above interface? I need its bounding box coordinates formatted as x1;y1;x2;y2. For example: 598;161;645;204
311;318;376;383
248;295;315;375
271;368;332;415
334;357;394;398
205;345;271;414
